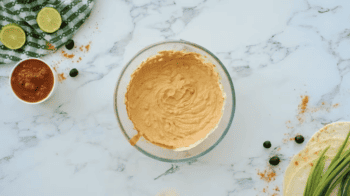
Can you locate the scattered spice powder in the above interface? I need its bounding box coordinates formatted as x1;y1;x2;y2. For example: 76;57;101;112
295;161;299;166
58;73;66;83
297;116;303;123
288;96;340;128
310;108;317;113
294;95;309;124
263;188;266;193
274;186;280;191
85;44;90;52
51;61;62;75
78;42;91;53
310;163;314;166
303;156;309;162
61;51;75;59
285;121;294;129
257;169;276;182
300;95;309;114
46;42;55;50
76;57;82;63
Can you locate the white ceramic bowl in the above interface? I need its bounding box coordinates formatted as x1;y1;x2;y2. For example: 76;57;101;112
9;58;58;104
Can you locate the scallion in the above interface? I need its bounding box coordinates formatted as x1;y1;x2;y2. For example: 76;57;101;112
312;130;350;196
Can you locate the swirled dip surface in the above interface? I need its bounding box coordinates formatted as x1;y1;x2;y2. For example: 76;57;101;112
125;50;225;150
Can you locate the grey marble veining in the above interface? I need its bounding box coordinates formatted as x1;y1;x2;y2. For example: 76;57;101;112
1;0;350;195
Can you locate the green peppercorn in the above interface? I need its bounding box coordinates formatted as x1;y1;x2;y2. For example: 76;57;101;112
69;68;78;77
65;39;74;50
263;141;271;148
269;156;280;166
295;135;304;144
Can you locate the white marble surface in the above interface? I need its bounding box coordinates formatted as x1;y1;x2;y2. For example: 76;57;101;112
1;0;350;195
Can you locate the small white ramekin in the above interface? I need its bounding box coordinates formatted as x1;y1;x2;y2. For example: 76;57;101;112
9;58;58;104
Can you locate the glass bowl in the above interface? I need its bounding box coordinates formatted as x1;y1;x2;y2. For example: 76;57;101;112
113;40;236;162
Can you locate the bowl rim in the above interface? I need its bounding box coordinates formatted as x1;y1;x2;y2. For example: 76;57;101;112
113;40;236;162
9;57;58;105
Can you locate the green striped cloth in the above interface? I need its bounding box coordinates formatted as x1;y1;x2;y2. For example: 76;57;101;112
0;0;94;64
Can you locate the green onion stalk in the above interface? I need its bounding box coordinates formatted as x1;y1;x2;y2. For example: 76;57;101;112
311;129;350;196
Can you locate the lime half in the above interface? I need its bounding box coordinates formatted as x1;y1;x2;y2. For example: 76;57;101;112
0;24;26;50
37;7;62;33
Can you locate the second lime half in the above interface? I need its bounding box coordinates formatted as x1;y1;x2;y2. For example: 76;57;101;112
37;7;62;33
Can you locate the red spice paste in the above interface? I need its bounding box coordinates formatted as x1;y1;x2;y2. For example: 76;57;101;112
11;59;54;103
